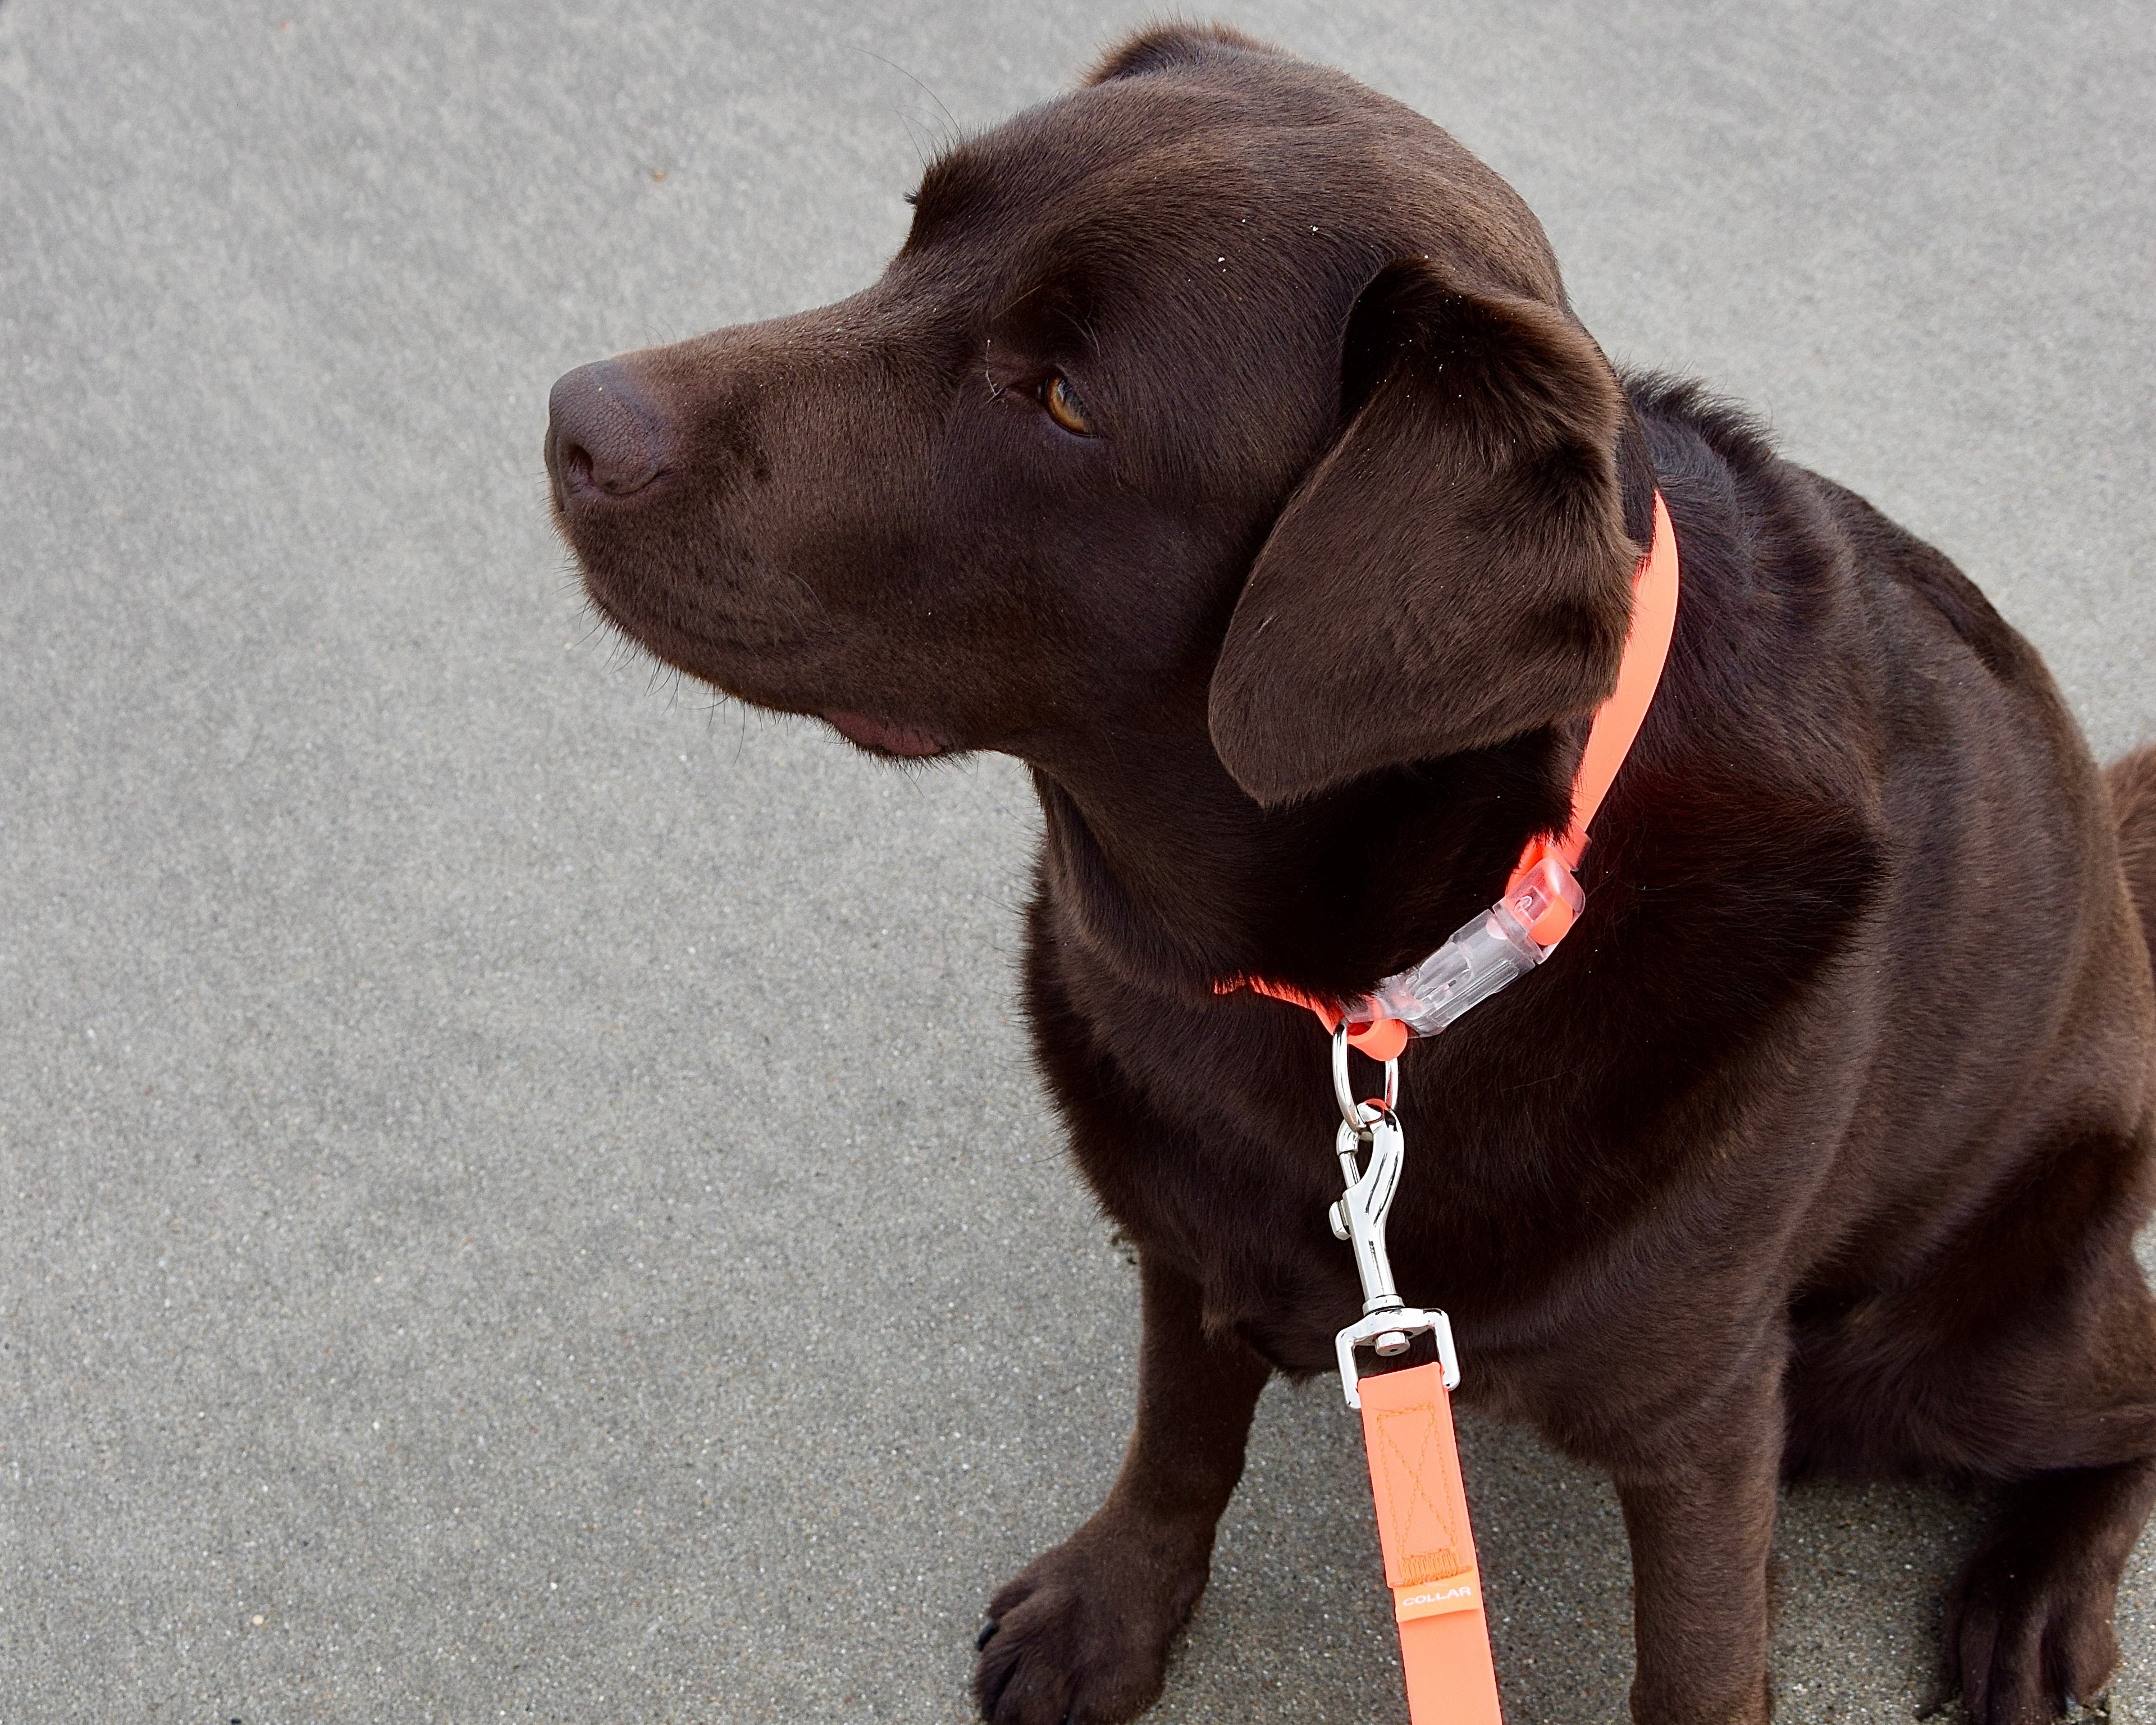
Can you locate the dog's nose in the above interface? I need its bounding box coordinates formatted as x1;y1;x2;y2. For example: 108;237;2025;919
546;360;666;501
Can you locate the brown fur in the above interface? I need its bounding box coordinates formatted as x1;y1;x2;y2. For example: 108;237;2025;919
547;26;2156;1724
2111;746;2156;979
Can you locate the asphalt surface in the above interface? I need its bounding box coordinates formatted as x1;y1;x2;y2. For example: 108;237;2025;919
2;1;2153;1720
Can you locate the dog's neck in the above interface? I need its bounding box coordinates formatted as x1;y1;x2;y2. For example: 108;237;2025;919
1016;414;1664;1005
1025;702;1576;1005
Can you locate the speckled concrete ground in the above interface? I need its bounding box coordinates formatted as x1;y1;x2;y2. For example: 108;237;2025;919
2;1;2153;1720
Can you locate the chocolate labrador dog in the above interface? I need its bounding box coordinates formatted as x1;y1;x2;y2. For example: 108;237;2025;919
545;25;2156;1725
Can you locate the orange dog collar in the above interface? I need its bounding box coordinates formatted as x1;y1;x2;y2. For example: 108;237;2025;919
1221;491;1681;1058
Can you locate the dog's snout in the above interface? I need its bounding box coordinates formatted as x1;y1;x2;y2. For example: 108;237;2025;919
546;360;666;502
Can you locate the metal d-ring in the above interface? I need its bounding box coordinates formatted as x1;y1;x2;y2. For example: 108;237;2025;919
1331;1021;1399;1129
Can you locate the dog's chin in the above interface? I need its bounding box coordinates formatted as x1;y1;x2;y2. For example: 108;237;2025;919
823;709;953;759
579;576;802;686
580;583;958;760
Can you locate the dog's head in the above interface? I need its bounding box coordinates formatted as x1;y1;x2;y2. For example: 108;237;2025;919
548;25;1643;807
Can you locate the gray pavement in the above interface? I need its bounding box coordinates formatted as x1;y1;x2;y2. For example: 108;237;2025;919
2;1;2152;1719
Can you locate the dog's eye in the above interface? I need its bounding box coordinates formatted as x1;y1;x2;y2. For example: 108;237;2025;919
1042;372;1097;436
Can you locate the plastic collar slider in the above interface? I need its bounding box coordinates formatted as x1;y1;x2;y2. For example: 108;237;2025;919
1351;851;1582;1042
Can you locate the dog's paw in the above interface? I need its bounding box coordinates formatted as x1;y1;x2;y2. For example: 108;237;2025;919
1945;1517;2123;1725
972;1513;1211;1725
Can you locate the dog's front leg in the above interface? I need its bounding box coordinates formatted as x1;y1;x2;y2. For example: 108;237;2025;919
972;1247;1269;1725
1610;1368;1783;1725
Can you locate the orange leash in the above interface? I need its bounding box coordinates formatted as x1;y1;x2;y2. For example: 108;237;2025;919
1325;1067;1497;1725
1283;497;1681;1723
1362;1363;1502;1725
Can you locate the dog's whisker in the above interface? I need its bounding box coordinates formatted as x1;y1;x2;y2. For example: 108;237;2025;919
848;45;960;144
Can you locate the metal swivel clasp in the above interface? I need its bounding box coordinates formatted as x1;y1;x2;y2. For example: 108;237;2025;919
1328;1026;1459;1408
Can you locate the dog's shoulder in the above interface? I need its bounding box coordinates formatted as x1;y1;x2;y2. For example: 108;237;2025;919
1627;371;2043;694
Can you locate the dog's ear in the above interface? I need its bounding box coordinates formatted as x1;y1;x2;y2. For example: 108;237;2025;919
1086;23;1280;84
1207;261;1639;807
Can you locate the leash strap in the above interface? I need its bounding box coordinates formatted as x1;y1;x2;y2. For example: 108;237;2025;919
1324;1046;1499;1720
1361;1362;1504;1725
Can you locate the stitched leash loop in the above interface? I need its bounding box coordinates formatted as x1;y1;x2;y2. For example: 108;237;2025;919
1361;1362;1505;1723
